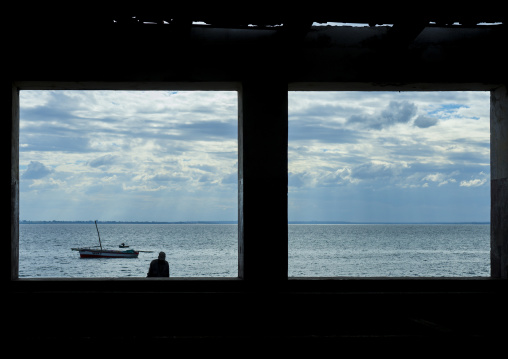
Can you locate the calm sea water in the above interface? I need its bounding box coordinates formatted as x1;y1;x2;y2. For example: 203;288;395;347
19;223;490;278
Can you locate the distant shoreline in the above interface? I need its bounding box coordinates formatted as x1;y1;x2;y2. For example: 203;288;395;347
20;220;238;225
20;220;490;225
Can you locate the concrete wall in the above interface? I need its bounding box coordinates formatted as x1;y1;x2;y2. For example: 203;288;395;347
491;86;508;278
7;21;507;345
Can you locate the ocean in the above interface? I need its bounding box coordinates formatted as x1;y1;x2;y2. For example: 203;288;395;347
19;223;490;278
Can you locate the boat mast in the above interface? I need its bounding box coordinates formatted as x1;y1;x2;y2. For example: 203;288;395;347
95;220;103;250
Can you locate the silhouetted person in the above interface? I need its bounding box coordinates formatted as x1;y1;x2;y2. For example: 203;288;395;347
147;251;170;277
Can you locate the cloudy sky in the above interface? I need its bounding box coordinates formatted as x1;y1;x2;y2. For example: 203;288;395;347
20;90;238;221
288;91;490;222
20;90;490;222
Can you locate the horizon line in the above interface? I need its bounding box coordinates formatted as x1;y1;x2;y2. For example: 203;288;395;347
20;220;490;224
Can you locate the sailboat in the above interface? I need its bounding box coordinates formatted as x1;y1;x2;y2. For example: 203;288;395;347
74;247;139;258
71;221;150;258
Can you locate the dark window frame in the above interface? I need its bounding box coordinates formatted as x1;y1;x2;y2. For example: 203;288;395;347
10;82;507;293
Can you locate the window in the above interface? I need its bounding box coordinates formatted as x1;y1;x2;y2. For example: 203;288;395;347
12;85;507;281
288;91;490;277
19;90;238;278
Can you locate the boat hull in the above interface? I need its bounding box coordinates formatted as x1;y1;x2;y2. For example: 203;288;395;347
77;249;139;258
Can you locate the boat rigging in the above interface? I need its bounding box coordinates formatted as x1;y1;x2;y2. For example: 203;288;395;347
71;220;153;258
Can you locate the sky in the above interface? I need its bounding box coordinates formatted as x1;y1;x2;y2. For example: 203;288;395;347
20;91;238;221
19;90;490;222
288;91;490;222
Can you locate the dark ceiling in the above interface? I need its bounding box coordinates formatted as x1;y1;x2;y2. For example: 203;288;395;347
10;3;506;28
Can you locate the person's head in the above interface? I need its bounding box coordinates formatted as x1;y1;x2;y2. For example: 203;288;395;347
158;251;166;261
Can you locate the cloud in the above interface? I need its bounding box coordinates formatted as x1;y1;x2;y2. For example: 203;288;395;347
421;172;458;187
347;101;417;130
175;120;237;141
289;103;351;121
289;120;363;143
350;161;410;181
87;154;118;168
20;125;91;153
221;172;238;185
189;164;217;173
288;172;306;188
460;172;489;187
460;179;487;187
150;173;189;183
22;161;53;179
413;115;438;128
322;167;360;186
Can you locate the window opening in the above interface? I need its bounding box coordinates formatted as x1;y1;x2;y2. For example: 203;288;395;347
288;91;490;277
19;90;238;278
